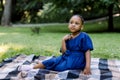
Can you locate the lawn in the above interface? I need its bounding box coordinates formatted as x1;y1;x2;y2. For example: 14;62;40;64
0;17;120;62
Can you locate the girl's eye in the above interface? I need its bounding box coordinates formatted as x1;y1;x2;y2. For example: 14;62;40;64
69;21;73;24
75;22;80;25
69;21;80;25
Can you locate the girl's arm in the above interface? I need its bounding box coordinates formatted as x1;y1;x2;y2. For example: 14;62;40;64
61;34;72;53
61;39;67;53
83;50;91;75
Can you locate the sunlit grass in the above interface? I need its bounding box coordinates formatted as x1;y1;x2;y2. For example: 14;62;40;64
0;45;9;56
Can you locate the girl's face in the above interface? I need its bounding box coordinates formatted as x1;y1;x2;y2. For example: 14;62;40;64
68;15;83;33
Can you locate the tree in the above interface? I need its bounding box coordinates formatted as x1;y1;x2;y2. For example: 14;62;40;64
47;0;109;20
1;0;12;26
100;0;120;31
11;0;43;23
48;0;120;31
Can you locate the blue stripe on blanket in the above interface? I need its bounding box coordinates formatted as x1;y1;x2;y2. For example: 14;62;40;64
99;59;112;80
67;70;81;79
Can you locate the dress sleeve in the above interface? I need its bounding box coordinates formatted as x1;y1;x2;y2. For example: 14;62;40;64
81;34;94;52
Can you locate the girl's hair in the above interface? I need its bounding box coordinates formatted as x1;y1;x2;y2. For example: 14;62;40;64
72;14;84;25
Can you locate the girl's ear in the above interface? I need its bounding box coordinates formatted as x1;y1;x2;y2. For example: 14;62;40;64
81;25;84;30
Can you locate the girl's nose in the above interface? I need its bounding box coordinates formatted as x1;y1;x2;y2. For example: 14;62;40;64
72;23;75;26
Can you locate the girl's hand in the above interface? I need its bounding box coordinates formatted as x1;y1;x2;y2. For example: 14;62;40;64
62;34;72;41
82;67;91;75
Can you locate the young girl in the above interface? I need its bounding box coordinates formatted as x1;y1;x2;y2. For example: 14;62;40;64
19;14;93;75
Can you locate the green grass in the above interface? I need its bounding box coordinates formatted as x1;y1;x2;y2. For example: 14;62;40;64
0;17;120;62
91;33;120;59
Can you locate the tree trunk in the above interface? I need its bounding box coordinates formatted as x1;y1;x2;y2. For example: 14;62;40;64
0;0;4;10
108;4;114;31
1;0;12;26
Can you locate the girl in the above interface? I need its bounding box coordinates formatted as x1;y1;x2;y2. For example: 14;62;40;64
19;14;93;75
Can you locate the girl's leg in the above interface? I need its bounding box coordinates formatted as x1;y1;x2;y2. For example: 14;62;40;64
18;62;45;71
33;62;45;69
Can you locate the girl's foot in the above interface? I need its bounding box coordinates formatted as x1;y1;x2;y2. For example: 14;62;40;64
18;65;33;71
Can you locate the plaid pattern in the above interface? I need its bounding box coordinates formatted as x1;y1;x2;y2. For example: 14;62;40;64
0;54;120;80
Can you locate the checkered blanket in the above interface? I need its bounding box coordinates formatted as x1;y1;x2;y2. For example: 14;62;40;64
0;54;120;80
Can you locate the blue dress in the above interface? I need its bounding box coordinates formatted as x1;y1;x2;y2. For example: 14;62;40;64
42;32;93;71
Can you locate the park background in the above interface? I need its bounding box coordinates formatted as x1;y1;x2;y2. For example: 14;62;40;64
0;0;120;62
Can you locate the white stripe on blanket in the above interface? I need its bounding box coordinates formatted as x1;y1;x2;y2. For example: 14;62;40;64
90;58;100;80
0;54;120;80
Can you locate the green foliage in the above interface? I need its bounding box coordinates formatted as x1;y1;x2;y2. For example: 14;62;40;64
37;3;72;23
11;0;43;23
43;0;109;20
0;0;119;23
100;0;118;4
43;0;119;20
100;0;120;9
